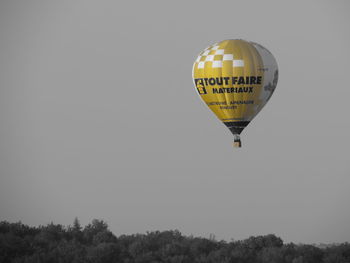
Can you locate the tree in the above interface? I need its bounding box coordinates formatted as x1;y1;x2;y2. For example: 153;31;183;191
83;219;109;243
0;220;349;263
73;218;82;233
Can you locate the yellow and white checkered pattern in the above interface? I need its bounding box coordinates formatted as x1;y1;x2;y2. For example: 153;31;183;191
194;43;244;69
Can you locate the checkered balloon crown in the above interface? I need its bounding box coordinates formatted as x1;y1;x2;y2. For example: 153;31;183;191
194;43;244;69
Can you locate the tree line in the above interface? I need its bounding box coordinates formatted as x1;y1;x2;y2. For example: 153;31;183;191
0;219;349;263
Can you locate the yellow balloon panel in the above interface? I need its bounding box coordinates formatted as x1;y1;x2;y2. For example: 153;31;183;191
193;40;266;123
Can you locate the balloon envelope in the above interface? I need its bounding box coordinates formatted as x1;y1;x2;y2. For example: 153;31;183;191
192;39;278;147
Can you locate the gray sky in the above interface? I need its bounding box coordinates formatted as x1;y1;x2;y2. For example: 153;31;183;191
1;0;349;244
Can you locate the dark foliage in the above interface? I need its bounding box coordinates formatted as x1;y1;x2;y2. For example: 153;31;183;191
0;219;349;263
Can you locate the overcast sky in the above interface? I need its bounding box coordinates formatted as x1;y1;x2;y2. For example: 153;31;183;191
1;0;349;244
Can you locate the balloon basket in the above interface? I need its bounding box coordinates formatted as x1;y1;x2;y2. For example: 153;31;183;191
233;135;242;148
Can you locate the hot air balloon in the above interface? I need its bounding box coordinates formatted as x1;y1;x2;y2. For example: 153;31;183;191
192;39;278;147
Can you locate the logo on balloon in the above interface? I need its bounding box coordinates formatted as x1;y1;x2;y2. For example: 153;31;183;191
195;81;207;95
